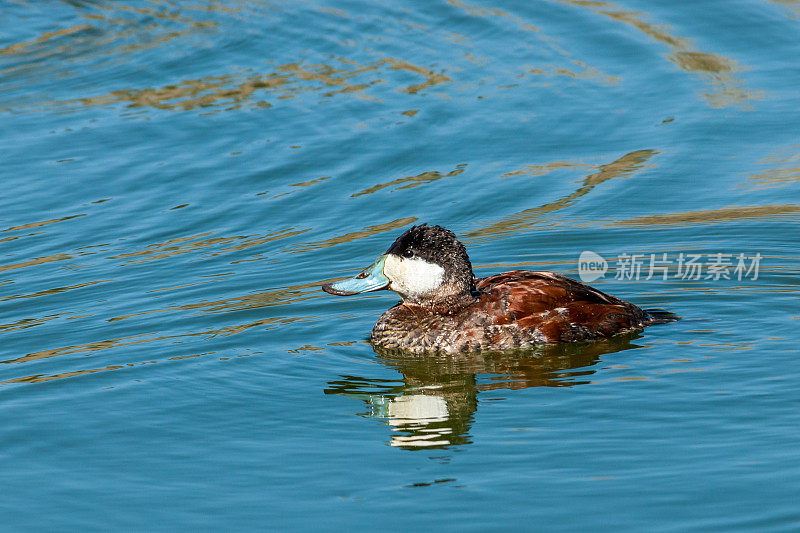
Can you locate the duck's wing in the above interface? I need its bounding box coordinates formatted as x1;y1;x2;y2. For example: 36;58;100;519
475;270;648;341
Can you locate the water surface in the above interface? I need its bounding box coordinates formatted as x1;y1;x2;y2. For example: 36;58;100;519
2;0;800;530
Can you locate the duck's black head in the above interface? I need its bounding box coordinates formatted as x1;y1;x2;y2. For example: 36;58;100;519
384;224;475;300
322;224;475;305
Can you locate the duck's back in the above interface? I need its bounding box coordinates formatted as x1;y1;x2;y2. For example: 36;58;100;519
371;270;650;353
476;270;649;340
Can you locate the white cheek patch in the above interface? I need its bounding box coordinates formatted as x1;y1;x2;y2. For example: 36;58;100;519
383;255;445;297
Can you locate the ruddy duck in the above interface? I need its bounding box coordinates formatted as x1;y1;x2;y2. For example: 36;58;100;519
322;224;664;354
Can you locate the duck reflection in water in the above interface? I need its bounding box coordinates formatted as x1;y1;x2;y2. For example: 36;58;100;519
325;335;644;449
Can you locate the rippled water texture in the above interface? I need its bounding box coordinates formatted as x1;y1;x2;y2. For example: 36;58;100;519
2;0;799;530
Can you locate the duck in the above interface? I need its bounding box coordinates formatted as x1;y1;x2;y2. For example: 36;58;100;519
322;224;663;354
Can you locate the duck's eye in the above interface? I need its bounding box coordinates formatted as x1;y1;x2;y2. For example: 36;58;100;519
402;249;414;258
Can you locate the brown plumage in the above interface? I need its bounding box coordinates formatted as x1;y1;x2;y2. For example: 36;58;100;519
371;270;650;353
323;224;666;354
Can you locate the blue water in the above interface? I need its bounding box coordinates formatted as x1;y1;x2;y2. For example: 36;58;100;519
2;0;799;530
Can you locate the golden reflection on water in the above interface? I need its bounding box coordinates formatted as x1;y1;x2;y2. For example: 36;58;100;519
447;0;512;19
107;279;325;322
58;56;451;112
0;206;387;380
0;215;86;245
0;280;110;304
0;312;308;382
0;253;73;273
318;7;350;19
3;2;453;112
2;364;127;384
0;3;217;80
448;0;624;84
529;60;620;85
288;217;418;253
3;332;166;365
558;0;764;108
1;214;85;232
468;149;657;239
108;227;307;265
501;160;591;178
3;0;758;116
352;165;467;197
0;213;423;385
748;146;800;188
768;0;800;18
612;204;800;227
75;72;288;111
0;315;61;333
290;176;331;187
0;24;92;55
447;0;542;34
380;59;453;94
326;336;642;449
2;349;228;384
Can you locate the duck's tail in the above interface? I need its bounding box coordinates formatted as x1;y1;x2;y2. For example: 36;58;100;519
643;308;680;325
